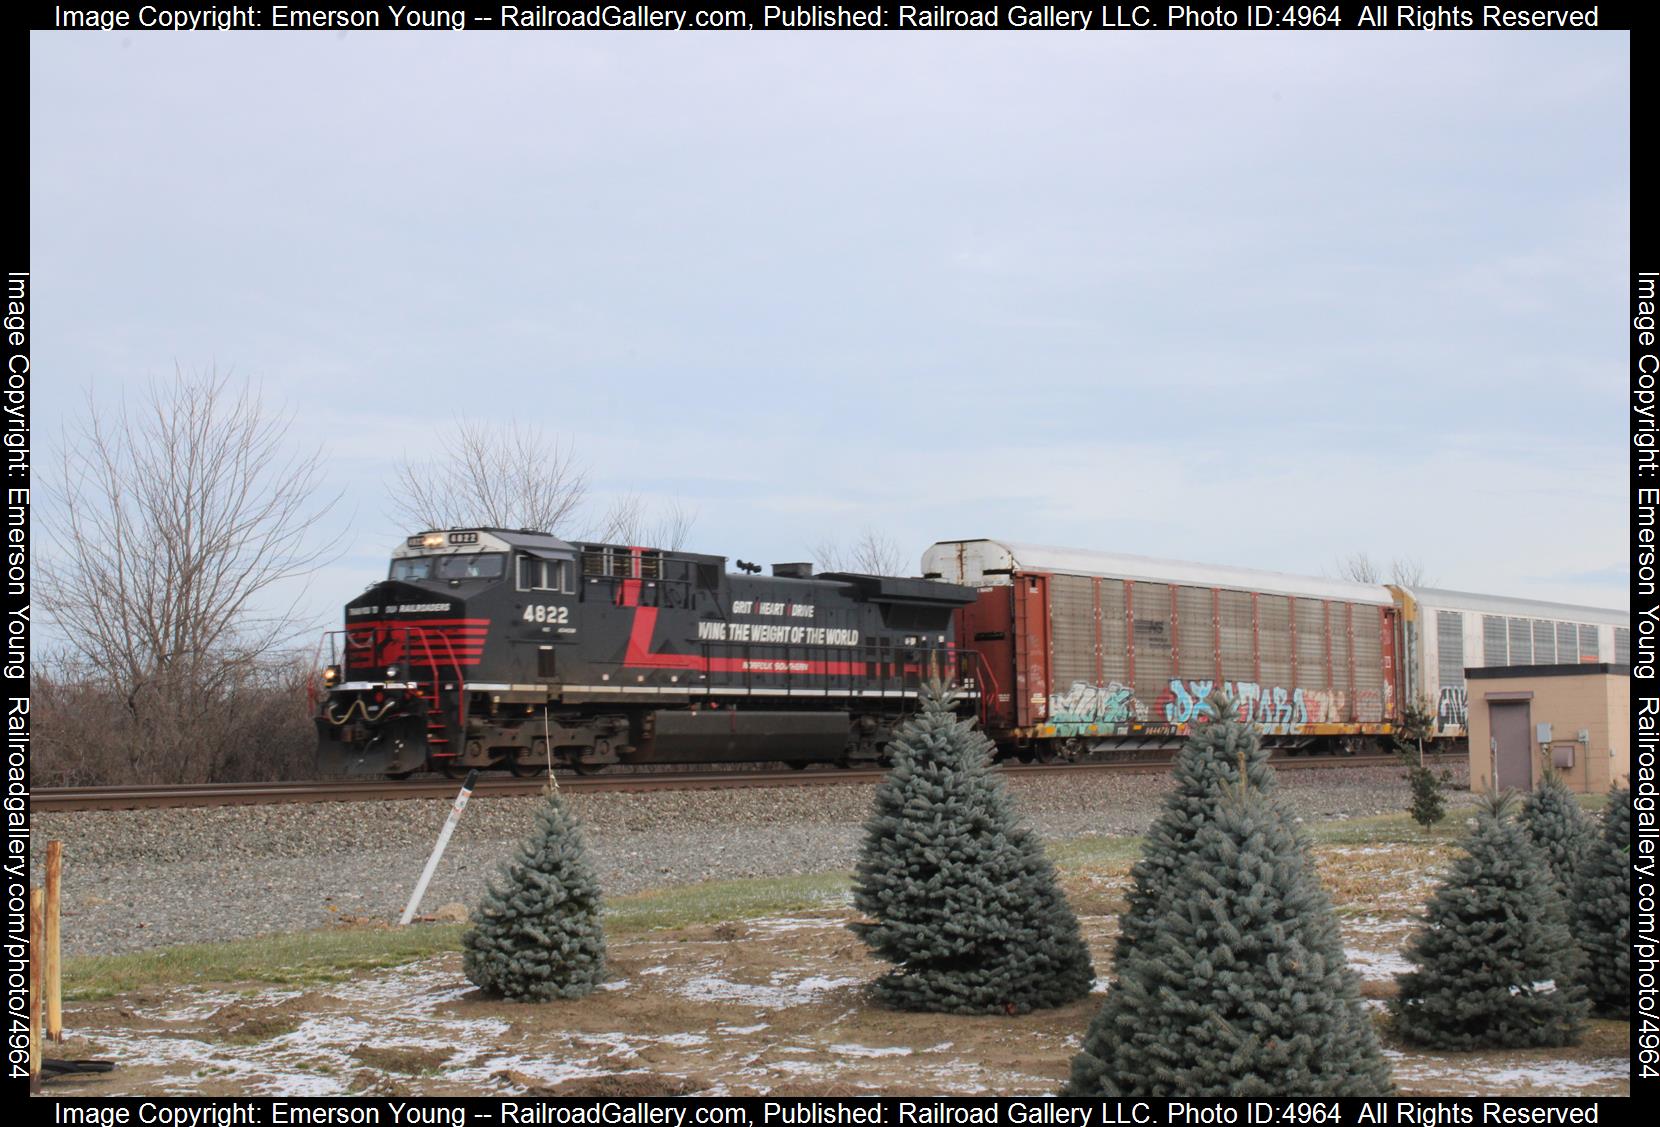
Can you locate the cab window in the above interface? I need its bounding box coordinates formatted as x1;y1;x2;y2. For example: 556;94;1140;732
435;553;505;580
390;558;432;581
517;555;570;592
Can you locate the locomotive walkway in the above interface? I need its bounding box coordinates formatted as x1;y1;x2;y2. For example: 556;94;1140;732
35;752;1462;811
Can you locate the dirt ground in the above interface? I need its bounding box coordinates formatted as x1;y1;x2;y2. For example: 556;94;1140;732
40;844;1630;1098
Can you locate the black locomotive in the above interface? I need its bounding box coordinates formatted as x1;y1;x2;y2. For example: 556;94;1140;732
315;528;979;776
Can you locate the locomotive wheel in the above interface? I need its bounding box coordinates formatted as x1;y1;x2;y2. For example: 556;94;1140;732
786;760;810;770
572;760;606;776
509;758;548;778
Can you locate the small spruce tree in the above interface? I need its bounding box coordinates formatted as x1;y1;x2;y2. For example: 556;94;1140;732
1571;786;1631;1017
1391;792;1588;1048
1066;701;1390;1096
1519;769;1595;903
1403;762;1450;827
1115;693;1280;961
849;680;1094;1014
463;787;606;1001
1394;697;1449;827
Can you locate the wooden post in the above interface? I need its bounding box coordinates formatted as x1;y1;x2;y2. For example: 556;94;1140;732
45;841;63;1042
29;887;41;1091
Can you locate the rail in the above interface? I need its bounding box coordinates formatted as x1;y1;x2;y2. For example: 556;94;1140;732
35;751;1465;812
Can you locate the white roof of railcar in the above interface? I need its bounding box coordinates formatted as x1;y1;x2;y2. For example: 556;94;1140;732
1397;586;1629;627
924;539;1394;606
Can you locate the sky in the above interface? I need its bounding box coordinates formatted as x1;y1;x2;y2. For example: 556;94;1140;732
29;29;1631;639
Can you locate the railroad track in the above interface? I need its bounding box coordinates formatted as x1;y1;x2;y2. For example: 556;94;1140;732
34;752;1464;812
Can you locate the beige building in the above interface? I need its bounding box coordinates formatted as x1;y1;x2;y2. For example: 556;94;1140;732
1465;664;1629;794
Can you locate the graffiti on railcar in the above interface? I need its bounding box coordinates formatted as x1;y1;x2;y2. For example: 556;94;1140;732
1049;680;1143;725
1046;676;1390;735
1154;679;1385;732
1436;686;1468;733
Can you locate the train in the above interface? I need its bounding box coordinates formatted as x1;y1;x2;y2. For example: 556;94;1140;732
314;529;1631;776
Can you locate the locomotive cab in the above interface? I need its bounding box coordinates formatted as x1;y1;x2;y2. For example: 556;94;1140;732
316;528;582;776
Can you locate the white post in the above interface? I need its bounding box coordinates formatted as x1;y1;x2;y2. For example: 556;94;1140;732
400;769;479;926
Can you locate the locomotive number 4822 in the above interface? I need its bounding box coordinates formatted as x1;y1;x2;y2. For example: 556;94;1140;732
522;605;570;624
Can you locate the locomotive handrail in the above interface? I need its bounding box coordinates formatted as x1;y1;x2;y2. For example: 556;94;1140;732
326;622;470;740
399;622;470;741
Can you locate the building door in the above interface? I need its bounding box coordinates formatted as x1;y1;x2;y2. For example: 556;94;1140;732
1490;700;1533;791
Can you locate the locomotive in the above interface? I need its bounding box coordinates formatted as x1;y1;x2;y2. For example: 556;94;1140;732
315;529;979;776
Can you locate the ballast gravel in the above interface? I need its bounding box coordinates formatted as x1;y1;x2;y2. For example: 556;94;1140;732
31;764;1468;957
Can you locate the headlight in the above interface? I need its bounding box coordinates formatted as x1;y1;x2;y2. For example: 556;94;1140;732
385;664;402;681
421;532;445;548
323;665;341;688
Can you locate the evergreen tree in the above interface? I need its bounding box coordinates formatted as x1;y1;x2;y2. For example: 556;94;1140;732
1066;703;1390;1096
1403;762;1450;827
1116;694;1279;962
1391;792;1588;1049
1571;786;1631;1017
1394;697;1449;827
463;787;606;1001
1518;770;1595;903
849;680;1094;1014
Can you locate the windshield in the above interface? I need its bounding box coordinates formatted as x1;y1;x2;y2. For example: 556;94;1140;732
436;553;505;580
390;554;505;581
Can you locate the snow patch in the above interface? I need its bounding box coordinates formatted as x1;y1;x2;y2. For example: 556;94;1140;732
676;972;861;1010
1390;1053;1628;1093
749;917;847;934
1344;947;1414;980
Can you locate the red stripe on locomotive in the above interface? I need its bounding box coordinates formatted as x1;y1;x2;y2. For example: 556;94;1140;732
344;618;491;671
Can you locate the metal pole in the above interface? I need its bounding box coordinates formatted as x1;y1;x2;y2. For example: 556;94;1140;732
399;770;479;926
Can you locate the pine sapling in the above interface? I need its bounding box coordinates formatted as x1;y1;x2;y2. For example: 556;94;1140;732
1391;791;1588;1049
1518;769;1595;903
1067;694;1390;1097
463;786;606;1001
1571;786;1631;1017
850;679;1094;1014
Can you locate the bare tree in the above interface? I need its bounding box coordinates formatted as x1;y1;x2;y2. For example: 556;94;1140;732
1334;551;1382;584
37;370;338;782
588;494;698;549
1333;551;1432;587
390;419;589;533
811;527;907;575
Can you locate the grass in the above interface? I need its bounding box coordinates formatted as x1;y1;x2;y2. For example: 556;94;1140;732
65;802;1483;1003
606;872;851;932
64;924;467;1002
1304;809;1472;847
64;872;853;1001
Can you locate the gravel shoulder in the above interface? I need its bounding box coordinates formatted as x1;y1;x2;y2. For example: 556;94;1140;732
33;764;1468;958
